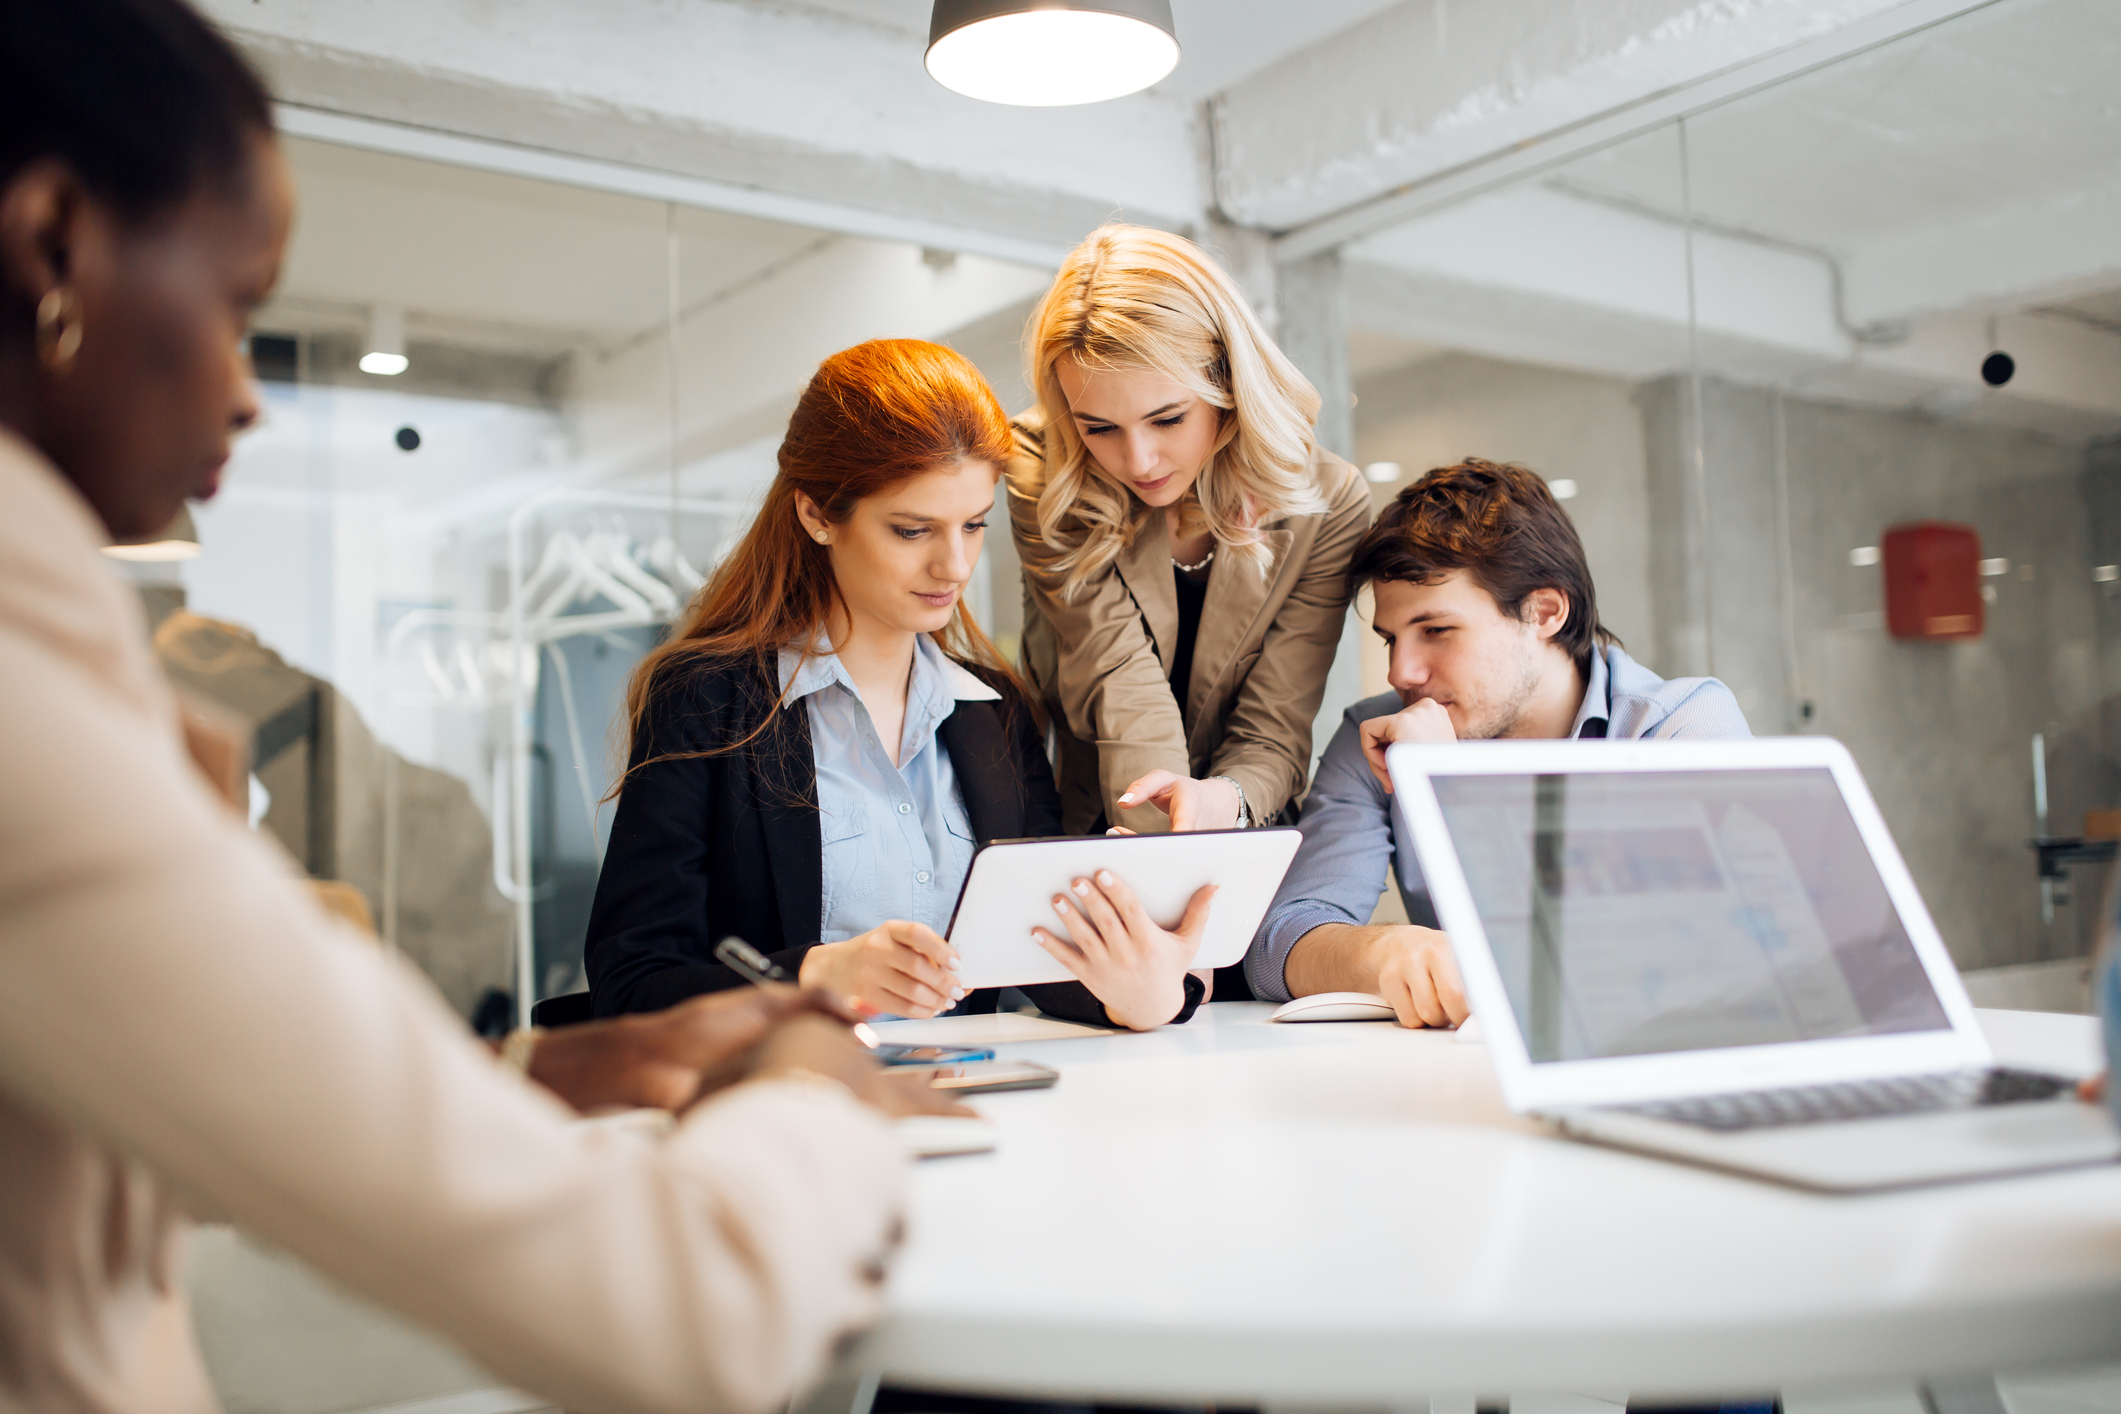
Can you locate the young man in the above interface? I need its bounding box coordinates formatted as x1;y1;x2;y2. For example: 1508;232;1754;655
1244;459;1752;1028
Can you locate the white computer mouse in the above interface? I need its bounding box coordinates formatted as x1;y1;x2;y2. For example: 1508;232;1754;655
1269;991;1399;1023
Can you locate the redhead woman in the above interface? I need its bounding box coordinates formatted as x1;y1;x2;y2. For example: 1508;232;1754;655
586;339;1219;1032
1012;224;1372;847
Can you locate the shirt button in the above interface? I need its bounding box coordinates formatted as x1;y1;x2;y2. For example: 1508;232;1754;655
916;870;931;884
897;802;912;815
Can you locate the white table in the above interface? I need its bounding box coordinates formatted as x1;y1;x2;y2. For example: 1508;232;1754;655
851;1004;2121;1406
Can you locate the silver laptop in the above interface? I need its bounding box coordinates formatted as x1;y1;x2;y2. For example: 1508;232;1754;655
1387;736;2119;1192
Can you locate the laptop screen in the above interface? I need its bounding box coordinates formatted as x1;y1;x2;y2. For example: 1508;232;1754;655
1429;766;1952;1063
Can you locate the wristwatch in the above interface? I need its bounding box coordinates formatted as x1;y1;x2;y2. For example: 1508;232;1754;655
1211;775;1252;829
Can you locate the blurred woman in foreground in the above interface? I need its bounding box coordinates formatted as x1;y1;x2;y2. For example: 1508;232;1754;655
0;2;927;1411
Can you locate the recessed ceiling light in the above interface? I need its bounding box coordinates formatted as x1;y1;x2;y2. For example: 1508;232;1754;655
362;305;408;376
927;1;1179;107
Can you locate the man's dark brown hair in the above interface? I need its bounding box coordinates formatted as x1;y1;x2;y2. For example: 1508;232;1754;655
1347;458;1615;669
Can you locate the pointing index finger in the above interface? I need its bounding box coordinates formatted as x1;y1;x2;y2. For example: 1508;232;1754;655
1117;769;1179;809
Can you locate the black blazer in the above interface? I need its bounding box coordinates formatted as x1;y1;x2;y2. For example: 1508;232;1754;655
584;651;1145;1027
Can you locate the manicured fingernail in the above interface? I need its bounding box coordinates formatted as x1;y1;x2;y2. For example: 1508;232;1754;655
1118;792;1135;803
1097;870;1115;887
1053;896;1070;912
952;986;966;1000
1072;879;1090;896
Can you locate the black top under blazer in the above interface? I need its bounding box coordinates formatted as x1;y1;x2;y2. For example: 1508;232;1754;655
584;651;1163;1028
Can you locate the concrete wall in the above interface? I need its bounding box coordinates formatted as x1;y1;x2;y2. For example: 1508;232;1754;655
1352;352;1657;697
1644;376;2118;970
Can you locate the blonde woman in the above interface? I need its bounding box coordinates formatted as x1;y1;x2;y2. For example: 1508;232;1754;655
1010;223;1371;847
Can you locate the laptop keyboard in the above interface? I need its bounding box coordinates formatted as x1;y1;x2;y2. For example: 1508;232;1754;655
1621;1068;2073;1133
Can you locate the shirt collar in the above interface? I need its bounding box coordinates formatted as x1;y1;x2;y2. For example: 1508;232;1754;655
1567;647;1611;740
777;634;1002;707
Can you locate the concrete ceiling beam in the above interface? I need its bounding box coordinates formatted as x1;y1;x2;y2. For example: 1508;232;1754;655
1218;0;1938;236
1345;183;2121;439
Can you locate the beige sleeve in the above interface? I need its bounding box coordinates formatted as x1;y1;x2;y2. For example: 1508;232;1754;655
0;621;904;1414
1208;459;1374;820
1007;447;1191;825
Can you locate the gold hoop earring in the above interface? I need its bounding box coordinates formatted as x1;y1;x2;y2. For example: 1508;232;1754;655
36;287;82;372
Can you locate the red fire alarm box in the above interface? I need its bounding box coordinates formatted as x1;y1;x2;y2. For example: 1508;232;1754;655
1883;521;1983;641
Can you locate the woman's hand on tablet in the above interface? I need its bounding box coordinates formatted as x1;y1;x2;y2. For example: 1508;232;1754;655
799;921;966;1019
1032;871;1217;1030
1114;770;1242;831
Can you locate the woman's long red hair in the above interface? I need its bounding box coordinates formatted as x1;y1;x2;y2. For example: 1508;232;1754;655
617;338;1027;774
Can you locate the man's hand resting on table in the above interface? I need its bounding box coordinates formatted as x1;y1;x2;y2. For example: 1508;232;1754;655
1371;926;1469;1029
1284;922;1470;1030
1358;698;1455;793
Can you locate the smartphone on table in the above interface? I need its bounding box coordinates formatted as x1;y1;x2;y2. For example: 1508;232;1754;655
875;1043;996;1067
922;1060;1061;1094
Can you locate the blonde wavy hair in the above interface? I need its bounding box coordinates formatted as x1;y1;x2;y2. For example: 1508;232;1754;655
1016;223;1326;600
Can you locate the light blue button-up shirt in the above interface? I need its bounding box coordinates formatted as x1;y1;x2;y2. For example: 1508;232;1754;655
1244;644;1753;1001
779;635;1001;944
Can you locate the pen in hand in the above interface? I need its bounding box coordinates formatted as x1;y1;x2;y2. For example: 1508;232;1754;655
714;936;882;1050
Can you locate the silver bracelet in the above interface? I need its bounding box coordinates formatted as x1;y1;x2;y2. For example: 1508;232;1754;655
1210;776;1252;829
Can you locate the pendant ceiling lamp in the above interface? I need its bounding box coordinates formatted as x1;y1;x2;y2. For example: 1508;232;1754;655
926;0;1179;107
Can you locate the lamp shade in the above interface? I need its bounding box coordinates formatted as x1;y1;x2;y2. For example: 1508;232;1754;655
361;305;408;376
103;505;201;562
927;0;1178;107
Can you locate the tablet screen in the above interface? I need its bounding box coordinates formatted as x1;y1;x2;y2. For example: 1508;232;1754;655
944;829;1303;990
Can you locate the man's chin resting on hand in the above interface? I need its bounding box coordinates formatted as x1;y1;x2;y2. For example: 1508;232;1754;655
1239;458;1753;1029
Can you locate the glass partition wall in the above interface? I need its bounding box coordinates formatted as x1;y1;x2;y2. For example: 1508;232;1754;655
115;0;2119;1026
1346;0;2121;985
123;135;1048;1027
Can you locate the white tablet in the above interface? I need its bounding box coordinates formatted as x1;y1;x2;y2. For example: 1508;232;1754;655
944;829;1304;990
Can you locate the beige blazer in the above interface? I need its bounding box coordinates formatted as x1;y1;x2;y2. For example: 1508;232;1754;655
0;430;904;1414
1009;411;1372;834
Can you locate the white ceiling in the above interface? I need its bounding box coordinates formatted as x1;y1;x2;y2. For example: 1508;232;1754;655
1541;0;2121;259
1343;0;2121;441
770;0;1407;100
